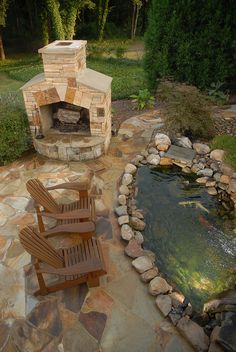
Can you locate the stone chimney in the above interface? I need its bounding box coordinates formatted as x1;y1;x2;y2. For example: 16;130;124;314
38;40;87;83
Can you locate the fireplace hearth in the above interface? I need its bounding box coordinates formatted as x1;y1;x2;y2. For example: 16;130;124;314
21;40;112;161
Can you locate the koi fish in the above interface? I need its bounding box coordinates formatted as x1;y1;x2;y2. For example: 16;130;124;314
178;201;209;213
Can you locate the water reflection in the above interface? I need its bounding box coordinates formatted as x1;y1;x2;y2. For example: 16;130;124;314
136;166;236;311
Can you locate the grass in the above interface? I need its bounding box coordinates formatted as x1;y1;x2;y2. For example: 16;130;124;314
211;135;236;169
0;54;146;101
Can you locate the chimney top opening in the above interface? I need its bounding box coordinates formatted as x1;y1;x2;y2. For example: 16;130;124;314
56;41;73;46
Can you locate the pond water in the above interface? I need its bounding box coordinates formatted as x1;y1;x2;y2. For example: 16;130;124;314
136;166;236;311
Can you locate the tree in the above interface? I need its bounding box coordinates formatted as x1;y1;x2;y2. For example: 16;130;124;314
0;0;9;60
144;0;236;91
98;0;111;41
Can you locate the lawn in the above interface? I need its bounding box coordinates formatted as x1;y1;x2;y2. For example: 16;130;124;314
211;135;236;169
0;54;147;102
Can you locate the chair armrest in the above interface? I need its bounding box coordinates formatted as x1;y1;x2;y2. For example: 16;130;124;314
41;209;91;220
47;181;91;192
40;221;95;237
37;259;102;276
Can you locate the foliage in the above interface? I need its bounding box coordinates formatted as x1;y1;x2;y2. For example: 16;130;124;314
0;95;31;164
98;0;111;41
0;0;8;27
208;82;229;105
211;135;236;169
144;0;236;91
115;46;125;58
130;88;154;110
157;80;215;139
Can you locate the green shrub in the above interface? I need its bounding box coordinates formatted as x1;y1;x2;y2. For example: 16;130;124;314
0;99;31;165
144;0;236;91
211;135;236;169
208;82;229;105
158;80;215;139
115;46;126;59
130;89;155;110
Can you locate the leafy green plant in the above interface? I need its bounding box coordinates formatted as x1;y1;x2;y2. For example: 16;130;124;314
0;99;31;165
158;80;215;139
211;135;236;169
208;82;229;104
130;88;155;110
115;46;126;59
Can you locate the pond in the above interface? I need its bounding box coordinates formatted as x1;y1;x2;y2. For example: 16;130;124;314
136;166;236;311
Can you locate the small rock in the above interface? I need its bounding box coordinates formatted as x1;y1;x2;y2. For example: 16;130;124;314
141;159;148;165
147;154;160;166
177;316;210;352
125;163;137;175
182;167;191;174
130;217;146;231
210;162;220;172
220;175;230;184
131;210;144;219
118;194;127;205
148;147;159;155
228;178;236;193
191;164;201;173
118;215;129;226
124;238;144;258
159;157;173;166
197;168;213;177
132;256;154;273
132;155;144;164
159;151;165;157
210;326;220;343
155;133;171;147
122;173;133;186
218;182;228;191
169;292;185;308
169;312;182;325
134;231;144;244
156;144;170;152
119;185;130;196
193;143;211;155
141;150;149;157
210;149;225;162
206;180;216;187
149;277;172;296
115;205;128;217
196;177;209;184
143;249;156;263
221;164;234;177
156;295;172;317
174;136;192;149
214;173;222;182
207;187;218;196
141;267;159;282
121;224;134;241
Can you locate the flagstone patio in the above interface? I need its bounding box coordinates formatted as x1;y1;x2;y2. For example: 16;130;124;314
0;110;194;351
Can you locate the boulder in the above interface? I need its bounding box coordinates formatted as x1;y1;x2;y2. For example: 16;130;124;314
124;238;144;258
149;277;172;296
156;295;172;317
140;267;159;282
228;178;236;193
196;177;209;184
207;187;218;196
193;143;210;155
147;154;160;166
119;185;130;196
118;194;127;205
122;173;133;186
220;175;230;184
217;314;236;352
197;168;213;177
177;316;209;352
118;215;129;226
132;256;154;273
156;144;170;152
121;224;134;241
115;205;128;217
134;231;144;244
159;157;173;166
174;136;192;149
210;149;225;162
125;163;137;175
130;217;146;231
155;133;171;147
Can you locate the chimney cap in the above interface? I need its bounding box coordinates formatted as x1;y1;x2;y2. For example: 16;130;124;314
38;40;87;55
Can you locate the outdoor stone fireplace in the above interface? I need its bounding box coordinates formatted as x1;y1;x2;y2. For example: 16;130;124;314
21;40;112;161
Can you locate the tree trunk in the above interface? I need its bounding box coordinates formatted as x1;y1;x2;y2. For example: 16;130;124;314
133;4;140;39
46;0;65;39
131;4;136;40
0;29;5;60
64;7;78;39
98;0;110;42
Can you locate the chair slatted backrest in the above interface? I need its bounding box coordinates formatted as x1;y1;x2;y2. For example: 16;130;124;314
26;179;60;213
19;227;64;268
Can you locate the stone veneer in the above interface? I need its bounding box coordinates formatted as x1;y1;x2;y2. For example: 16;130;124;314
21;40;112;161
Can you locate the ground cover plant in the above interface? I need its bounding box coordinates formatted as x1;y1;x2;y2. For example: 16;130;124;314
211;135;236;169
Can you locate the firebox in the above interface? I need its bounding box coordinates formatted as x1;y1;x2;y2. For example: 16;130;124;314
21;40;112;161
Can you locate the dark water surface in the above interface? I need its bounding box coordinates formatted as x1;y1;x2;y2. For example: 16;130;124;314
136;166;236;311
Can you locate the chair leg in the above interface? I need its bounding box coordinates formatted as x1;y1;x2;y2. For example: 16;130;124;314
34;262;48;295
35;206;45;233
88;275;100;287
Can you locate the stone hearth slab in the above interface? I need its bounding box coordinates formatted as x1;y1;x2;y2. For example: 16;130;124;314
165;145;196;165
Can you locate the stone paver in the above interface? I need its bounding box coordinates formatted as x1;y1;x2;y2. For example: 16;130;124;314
0;111;194;351
165;145;196;165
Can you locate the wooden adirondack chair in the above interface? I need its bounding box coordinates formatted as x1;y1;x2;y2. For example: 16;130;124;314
26;177;96;239
19;226;107;295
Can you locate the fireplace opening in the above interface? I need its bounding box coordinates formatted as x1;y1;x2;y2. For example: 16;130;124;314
51;102;90;134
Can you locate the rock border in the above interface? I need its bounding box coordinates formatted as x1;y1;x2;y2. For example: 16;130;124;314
115;133;236;352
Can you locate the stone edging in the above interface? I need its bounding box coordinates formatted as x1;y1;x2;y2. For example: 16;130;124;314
115;133;236;352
